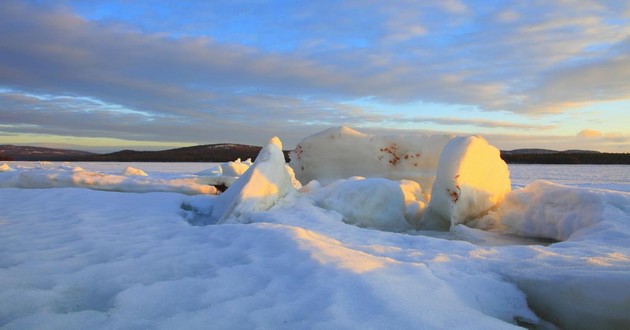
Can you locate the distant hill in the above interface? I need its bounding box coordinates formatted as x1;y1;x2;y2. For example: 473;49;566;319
502;148;601;155
501;148;559;155
500;149;629;164
88;144;291;162
0;144;290;162
0;145;95;161
1;144;628;164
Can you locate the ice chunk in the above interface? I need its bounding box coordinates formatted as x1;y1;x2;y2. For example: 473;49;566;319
421;136;511;229
210;137;297;223
472;180;629;242
122;166;148;176
398;180;428;226
290;126;451;194
320;178;411;232
0;163;12;172
196;159;252;188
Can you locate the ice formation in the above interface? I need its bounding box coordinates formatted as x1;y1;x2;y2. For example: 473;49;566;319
196;159;252;188
421;136;511;229
318;177;411;232
208;137;298;224
122;166;149;176
0;166;218;195
290;127;511;231
290;126;452;194
0;163;12;172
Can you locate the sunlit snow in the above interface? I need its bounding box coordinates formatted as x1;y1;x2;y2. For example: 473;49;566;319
1;128;629;329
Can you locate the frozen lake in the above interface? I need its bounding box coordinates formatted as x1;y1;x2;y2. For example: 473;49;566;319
8;161;630;192
1;159;629;329
508;164;629;192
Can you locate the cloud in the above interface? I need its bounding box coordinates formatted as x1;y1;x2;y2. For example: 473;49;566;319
577;129;603;138
0;1;629;150
577;129;627;143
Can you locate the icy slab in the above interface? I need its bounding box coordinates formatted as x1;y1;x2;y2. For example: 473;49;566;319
319;178;411;232
421;136;511;229
209;137;298;224
0;163;12;172
290;126;452;194
122;166;148;176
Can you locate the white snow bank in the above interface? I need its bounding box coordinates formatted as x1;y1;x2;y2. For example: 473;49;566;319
208;137;298;224
421;136;511;230
290;126;452;194
0;163;12;172
514;270;630;330
0;168;217;195
318;178;411;232
472;180;630;242
1;188;540;329
122;166;148;176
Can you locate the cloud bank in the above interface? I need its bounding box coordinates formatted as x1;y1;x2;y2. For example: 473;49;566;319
0;1;628;150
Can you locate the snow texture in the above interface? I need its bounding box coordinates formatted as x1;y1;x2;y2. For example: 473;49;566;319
318;177;411;232
1;132;630;329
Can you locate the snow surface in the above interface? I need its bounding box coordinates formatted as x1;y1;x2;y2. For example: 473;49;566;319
1;134;630;329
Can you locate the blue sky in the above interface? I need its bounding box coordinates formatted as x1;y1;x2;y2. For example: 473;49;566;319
0;0;628;152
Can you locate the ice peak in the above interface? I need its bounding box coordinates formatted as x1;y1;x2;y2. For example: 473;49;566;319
268;136;283;150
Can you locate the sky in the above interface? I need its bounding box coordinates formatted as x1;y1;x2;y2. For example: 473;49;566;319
0;0;629;153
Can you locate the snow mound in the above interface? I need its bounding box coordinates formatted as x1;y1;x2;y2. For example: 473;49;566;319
0;168;217;195
197;159;250;178
399;179;428;226
290;126;451;194
421;136;511;229
473;180;630;242
0;163;12;172
196;159;252;188
319;178;411;232
208;137;298;224
122;166;148;176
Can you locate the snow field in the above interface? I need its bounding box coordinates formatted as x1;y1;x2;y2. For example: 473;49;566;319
1;127;630;329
